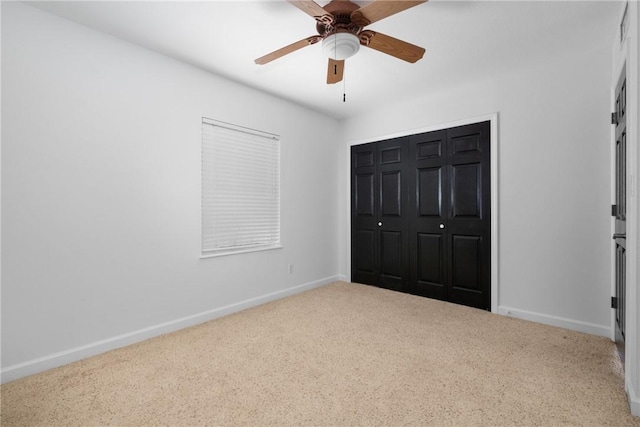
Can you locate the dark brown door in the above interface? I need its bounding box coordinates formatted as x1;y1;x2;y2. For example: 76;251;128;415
406;129;449;301
351;121;491;311
613;65;626;361
408;122;491;310
351;137;409;292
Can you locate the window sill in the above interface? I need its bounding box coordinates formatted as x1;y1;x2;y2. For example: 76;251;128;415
200;245;283;259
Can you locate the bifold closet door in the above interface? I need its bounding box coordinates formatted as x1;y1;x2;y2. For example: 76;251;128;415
407;129;449;301
408;121;491;310
351;137;409;292
351;121;490;310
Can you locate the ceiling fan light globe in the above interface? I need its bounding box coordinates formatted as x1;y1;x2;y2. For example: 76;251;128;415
322;32;360;60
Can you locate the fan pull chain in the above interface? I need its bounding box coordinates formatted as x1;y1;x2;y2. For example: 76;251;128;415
343;71;346;103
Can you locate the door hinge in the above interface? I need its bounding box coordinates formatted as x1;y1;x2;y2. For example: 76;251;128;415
612;112;618;125
612;204;618;216
611;296;618;309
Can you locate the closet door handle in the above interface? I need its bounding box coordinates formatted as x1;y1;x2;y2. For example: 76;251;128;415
439;223;445;229
378;222;383;227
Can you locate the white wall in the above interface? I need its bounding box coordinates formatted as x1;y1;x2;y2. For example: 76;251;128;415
1;2;341;380
340;17;615;336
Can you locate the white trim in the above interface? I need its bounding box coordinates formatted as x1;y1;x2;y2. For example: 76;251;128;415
201;117;279;140
498;306;611;338
200;244;283;259
628;0;640;413
0;275;340;384
0;0;3;384
489;116;499;314
346;113;500;313
628;379;640;417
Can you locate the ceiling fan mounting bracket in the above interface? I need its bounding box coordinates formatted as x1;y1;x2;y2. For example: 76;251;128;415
306;35;323;45
316;11;363;38
322;0;360;15
314;14;335;26
350;11;371;27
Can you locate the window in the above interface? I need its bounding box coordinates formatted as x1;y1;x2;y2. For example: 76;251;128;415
201;118;281;257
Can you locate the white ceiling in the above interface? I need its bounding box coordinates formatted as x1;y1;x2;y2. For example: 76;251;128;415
29;0;622;120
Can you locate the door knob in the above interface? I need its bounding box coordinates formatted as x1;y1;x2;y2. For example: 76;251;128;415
378;222;383;227
439;223;445;229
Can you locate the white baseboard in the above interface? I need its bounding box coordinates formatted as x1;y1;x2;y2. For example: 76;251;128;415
1;276;340;384
498;306;611;338
628;379;640;417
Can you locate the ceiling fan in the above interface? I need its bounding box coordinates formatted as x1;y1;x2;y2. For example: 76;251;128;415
255;0;427;84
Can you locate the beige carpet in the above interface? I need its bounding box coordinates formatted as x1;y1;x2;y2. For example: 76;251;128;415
1;281;638;426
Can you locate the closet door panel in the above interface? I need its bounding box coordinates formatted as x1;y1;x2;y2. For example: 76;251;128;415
451;234;482;291
408;129;449;299
351;143;378;285
413;232;446;298
377;138;409;291
351;138;409;290
446;121;491;309
381;171;402;217
451;162;481;219
418;167;442;217
354;230;376;274
379;230;404;290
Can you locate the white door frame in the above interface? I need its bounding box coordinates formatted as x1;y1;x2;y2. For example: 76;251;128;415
610;0;639;416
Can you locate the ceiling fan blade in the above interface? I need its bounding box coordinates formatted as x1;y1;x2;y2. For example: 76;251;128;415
352;0;427;26
255;36;322;65
360;30;425;63
327;58;344;84
288;0;333;22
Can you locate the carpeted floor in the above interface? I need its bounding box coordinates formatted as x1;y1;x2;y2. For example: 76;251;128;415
1;281;638;426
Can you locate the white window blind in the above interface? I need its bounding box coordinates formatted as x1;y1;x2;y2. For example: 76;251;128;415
202;118;281;256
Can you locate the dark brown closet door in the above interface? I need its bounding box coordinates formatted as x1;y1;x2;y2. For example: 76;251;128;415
407;121;491;310
446;122;491;309
613;64;626;360
407;129;449;300
351;137;409;292
351;142;377;286
351;121;491;310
